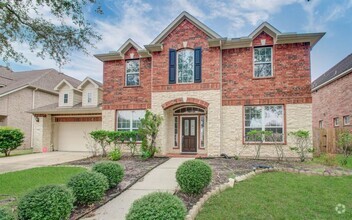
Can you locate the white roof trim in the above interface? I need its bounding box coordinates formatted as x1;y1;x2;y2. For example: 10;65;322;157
54;79;75;91
312;67;352;91
117;38;143;54
0;85;29;98
150;11;221;44
249;22;281;39
77;77;101;90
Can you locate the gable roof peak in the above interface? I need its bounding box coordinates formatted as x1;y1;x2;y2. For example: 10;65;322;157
150;11;221;45
249;22;281;39
77;77;102;90
117;38;142;54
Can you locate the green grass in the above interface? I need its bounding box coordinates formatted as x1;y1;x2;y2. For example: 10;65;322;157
0;166;86;208
0;149;34;158
308;154;352;169
196;172;352;220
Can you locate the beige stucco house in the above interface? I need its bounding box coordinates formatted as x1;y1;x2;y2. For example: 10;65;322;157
0;67;81;149
29;77;103;152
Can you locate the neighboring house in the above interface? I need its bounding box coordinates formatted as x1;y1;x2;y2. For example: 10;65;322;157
29;77;102;152
312;53;352;129
92;11;324;158
0;67;81;149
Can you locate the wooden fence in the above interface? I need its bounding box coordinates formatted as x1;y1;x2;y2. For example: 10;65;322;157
313;128;349;154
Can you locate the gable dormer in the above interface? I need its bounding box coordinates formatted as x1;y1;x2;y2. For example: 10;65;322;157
77;77;102;107
54;79;82;107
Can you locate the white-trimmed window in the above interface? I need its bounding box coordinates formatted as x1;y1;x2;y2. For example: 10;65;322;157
87;92;92;104
177;49;194;83
343;115;350;126
126;60;140;86
245;105;284;142
334;117;339;127
63;93;68;104
319;120;323;128
254;47;273;78
117;110;145;132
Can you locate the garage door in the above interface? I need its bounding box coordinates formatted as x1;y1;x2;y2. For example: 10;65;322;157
55;121;101;151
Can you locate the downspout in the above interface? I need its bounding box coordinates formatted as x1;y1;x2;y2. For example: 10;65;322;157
219;40;223;155
30;88;39;148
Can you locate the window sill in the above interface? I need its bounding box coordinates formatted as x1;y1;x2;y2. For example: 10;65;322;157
123;85;141;88
252;76;275;80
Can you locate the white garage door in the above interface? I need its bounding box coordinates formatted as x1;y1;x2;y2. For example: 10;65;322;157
56;121;101;152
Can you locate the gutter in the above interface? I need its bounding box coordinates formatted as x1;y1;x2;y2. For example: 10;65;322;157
311;67;352;92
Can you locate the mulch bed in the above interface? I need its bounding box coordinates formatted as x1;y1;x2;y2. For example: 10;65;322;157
176;157;352;210
60;156;169;220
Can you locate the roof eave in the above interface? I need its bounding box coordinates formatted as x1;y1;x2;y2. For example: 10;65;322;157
144;44;163;52
94;52;124;62
277;32;325;48
28;107;102;115
312;67;352;91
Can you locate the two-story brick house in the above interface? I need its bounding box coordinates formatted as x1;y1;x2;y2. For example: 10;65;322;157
95;12;324;158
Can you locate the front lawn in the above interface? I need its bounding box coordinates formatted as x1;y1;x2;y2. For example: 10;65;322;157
196;172;352;219
0;166;86;208
309;154;352;169
0;149;33;158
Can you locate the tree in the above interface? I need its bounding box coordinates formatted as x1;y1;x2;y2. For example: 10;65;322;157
337;130;352;166
0;127;24;156
138;110;163;159
0;0;102;66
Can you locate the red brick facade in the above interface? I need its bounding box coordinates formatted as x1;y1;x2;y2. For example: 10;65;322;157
222;41;311;106
312;71;352;128
151;19;221;92
103;47;152;110
102;19;313;110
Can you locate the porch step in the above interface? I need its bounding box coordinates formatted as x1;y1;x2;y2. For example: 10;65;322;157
166;153;207;158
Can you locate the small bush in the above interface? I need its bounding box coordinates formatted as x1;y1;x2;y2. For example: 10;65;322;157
17;185;74;220
67;171;108;205
176;160;212;194
0;207;15;220
92;161;124;188
126;192;186;220
0;127;24;156
108;148;122;161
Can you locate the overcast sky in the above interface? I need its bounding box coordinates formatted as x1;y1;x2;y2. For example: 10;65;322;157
2;0;352;82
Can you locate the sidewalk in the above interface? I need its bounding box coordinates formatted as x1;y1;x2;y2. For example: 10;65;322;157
84;158;192;220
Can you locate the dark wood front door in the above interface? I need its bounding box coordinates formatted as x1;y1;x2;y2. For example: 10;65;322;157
182;117;197;153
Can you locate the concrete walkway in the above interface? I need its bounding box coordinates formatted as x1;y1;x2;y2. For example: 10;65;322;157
84;158;192;220
0;151;90;174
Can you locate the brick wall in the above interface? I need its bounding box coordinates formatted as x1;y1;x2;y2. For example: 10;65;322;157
151;19;221;92
103;47;152;110
312;71;352;128
222;38;312;106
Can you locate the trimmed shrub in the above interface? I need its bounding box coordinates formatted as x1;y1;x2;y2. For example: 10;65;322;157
92;161;124;188
0;127;24;156
108;148;122;161
67;171;108;205
17;185;74;220
176;159;212;194
0;207;15;220
126;192;186;220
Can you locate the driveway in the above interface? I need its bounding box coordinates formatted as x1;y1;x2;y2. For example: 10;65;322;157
0;151;90;174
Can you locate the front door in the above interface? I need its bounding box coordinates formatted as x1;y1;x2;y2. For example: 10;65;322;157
182;117;197;153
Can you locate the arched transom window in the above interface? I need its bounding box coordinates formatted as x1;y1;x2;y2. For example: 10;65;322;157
174;106;205;114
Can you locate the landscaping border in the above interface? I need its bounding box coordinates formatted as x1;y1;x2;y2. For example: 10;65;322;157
185;167;352;220
76;157;170;220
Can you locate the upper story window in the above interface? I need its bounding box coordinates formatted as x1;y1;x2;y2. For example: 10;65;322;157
126;60;140;86
254;47;273;78
87;92;92;104
319;120;323;128
245;105;284;142
334;117;339;127
343;115;350;126
63;93;68;104
177;49;194;83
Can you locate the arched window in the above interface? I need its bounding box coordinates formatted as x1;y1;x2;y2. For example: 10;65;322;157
177;49;194;83
174;106;205;114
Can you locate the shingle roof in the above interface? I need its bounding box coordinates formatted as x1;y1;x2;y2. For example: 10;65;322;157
0;69;82;96
312;53;352;90
28;102;102;114
0;66;14;86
